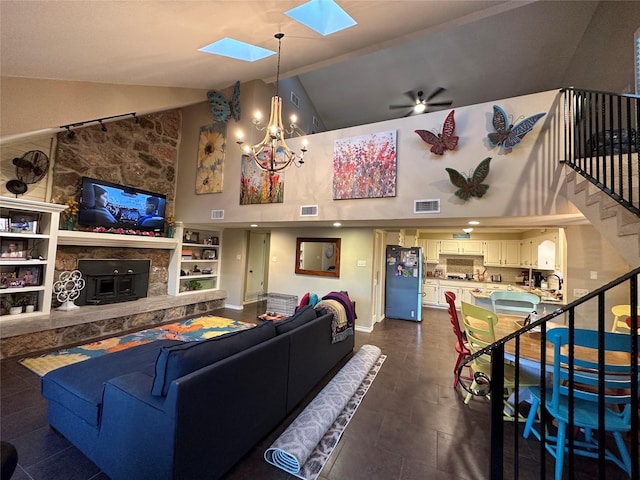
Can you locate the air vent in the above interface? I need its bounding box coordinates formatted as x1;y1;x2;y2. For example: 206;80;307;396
290;91;300;108
414;199;440;214
300;205;318;217
211;209;224;220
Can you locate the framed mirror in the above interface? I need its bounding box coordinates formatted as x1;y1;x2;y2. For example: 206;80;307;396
295;237;341;277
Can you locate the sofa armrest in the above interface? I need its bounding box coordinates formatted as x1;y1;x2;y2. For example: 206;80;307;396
94;372;175;479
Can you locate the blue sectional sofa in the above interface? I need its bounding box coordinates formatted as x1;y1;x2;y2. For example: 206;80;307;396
41;305;354;480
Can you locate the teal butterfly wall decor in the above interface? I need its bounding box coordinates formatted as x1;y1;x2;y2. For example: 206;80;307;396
445;157;491;201
488;105;545;150
206;90;231;123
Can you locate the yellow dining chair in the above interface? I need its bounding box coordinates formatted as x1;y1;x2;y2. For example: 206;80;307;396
610;305;640;333
460;301;539;422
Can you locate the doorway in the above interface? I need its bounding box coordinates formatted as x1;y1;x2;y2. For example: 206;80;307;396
243;231;270;305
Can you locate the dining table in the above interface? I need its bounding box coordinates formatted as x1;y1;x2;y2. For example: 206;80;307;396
485;313;633;371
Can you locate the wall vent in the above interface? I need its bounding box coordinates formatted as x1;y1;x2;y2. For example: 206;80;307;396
414;199;440;214
211;209;224;220
290;91;300;108
300;205;318;217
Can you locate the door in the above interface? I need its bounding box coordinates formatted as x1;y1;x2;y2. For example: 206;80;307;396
243;231;269;304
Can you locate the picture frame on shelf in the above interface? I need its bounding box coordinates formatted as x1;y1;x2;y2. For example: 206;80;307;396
1;239;26;259
0;272;17;289
183;230;200;244
202;249;217;260
17;265;41;286
10;212;38;233
0;217;9;232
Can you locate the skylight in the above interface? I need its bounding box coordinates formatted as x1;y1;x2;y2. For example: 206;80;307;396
285;0;357;36
198;38;275;62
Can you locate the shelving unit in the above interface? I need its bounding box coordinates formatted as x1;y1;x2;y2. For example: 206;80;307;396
168;223;222;296
0;197;66;318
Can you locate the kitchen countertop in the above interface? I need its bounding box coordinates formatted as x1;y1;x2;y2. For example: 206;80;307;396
469;286;564;304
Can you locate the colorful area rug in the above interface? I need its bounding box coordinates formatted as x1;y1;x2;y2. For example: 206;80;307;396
19;316;254;377
265;344;385;480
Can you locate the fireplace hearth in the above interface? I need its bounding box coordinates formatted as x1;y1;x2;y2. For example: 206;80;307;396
77;259;150;306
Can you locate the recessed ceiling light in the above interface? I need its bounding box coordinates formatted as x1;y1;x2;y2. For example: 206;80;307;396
285;0;357;36
198;38;275;62
463;228;474;233
250;224;258;227
468;220;480;225
333;222;342;227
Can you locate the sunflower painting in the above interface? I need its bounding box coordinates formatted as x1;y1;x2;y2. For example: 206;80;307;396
333;130;397;200
240;155;284;204
196;123;226;194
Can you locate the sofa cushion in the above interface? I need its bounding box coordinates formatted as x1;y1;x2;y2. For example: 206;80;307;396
275;305;317;335
151;320;275;396
42;339;183;428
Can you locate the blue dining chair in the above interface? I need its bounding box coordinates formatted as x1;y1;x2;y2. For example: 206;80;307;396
490;290;540;316
523;328;639;479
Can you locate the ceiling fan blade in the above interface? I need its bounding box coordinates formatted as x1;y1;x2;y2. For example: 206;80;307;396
427;101;453;107
426;87;446;101
403;110;415;118
389;104;414;110
403;90;418;103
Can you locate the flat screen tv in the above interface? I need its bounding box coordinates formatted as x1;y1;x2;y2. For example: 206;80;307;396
77;177;167;233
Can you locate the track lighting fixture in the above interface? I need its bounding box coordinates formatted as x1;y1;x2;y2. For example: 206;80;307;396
60;112;137;137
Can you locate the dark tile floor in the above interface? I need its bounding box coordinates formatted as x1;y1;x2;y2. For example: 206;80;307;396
0;307;622;479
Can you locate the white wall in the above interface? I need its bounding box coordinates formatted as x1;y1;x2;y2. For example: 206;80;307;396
176;89;580;228
267;228;375;330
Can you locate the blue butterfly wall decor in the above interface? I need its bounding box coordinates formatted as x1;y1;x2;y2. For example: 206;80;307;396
206;82;241;123
487;105;546;150
445;157;491;201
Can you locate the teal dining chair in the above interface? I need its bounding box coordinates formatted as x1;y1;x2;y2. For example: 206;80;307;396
490;290;540;316
523;328;639;479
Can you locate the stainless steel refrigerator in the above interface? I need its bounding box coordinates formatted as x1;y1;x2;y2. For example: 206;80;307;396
384;245;423;321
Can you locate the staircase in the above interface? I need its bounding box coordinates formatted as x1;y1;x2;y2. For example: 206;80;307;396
565;167;640;266
561;87;640;267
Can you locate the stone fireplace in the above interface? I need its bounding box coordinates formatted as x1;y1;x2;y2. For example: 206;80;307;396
77;259;150;306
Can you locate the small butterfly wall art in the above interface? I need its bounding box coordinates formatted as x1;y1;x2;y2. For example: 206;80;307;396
206;81;241;123
415;110;458;155
445;157;491;201
487;105;546;150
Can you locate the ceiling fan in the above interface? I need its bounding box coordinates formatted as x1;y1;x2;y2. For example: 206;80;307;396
389;87;452;117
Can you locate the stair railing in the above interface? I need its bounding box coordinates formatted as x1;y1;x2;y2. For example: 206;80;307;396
562;87;640;216
458;265;640;479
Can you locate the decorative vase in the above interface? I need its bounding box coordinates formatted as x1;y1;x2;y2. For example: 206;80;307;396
65;216;75;231
167;226;175;238
9;306;22;315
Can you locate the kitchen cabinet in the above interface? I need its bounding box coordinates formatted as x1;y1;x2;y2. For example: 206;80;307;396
0;197;66;319
437;280;476;307
439;239;483;255
520;231;560;270
168;224;221;296
425;240;440;263
422;279;439;306
484;240;520;267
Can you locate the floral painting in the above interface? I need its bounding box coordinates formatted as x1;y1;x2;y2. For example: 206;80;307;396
196;123;225;194
240;155;284;204
333;130;397;200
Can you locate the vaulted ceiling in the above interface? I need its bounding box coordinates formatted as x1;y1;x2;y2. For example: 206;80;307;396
1;1;602;131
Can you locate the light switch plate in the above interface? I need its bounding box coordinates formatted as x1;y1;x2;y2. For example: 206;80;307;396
357;260;366;267
573;288;589;298
590;271;598;280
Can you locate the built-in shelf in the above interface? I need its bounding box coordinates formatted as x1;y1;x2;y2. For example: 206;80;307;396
57;230;179;249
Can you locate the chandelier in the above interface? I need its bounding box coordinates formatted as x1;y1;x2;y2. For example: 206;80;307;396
236;33;308;173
